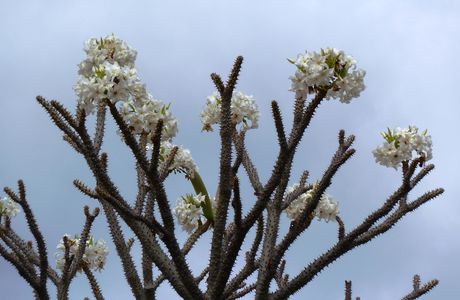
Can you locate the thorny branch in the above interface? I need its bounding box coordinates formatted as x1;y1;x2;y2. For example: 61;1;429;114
0;54;443;300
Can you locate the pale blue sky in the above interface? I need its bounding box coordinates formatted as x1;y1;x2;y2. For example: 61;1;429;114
0;1;459;299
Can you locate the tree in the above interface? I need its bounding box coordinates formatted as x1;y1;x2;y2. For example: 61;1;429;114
0;35;443;299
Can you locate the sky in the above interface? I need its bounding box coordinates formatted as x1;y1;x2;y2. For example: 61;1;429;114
0;0;459;299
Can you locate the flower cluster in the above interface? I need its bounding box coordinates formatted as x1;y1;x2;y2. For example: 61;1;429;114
0;196;20;218
74;34;177;141
78;36;136;76
201;91;259;132
372;126;432;169
158;141;198;179
285;184;339;222
119;99;178;142
173;194;207;233
289;48;366;103
55;234;109;273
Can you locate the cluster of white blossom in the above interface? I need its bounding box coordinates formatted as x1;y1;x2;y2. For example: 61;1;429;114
119;98;178;141
285;184;338;222
289;48;366;103
173;194;206;233
0;196;20;218
314;193;339;222
78;36;136;76
372;126;432;169
201;91;259;131
55;234;109;273
74;34;177;141
158;141;198;179
146;142;198;179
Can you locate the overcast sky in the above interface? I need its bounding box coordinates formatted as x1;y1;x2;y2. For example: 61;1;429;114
1;1;459;299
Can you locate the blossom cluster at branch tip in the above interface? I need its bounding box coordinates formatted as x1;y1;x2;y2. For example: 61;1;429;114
146;141;199;179
0;196;20;218
55;234;109;273
201;91;259;132
289;48;366;103
119;98;178;142
173;194;209;233
372;126;432;169
285;184;339;222
74;34;178;141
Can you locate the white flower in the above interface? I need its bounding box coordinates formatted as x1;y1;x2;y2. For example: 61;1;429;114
201;91;259;132
74;34;179;142
119;96;178;141
75;61;139;114
285;184;338;222
173;194;206;233
78;34;137;77
285;184;313;220
411;131;433;161
231;91;259;129
372;142;406;169
156;141;198;179
74;77;109;113
55;234;109;273
200;93;221;131
314;193;339;222
373;126;433;169
0;196;20;218
289;51;332;99
289;48;365;102
325;69;366;103
83;238;109;272
75;35;180;148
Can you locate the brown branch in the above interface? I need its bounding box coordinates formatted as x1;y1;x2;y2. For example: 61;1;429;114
63;134;82;153
38;97;194;300
220;90;328;300
227;283;257;300
134;133;149;215
343;275;437;300
232;177;242;229
0;243;40;291
256;150;295;298
95;186;165;237
210;73;225;96
49;100;78;129
345;280;352;300
271;101;287;151
148;222;210;293
208;56;243;299
269;184;443;299
223;216;263;298
101;202;146;300
0;227;59;286
274;133;355;273
401;274;438;300
0;233;39;282
336;216;345;241
158;146;178;182
93;102;107;154
36;96;83;151
275;259;287;289
56;207;99;300
82;265;104;300
4;181;50;299
353;188;444;247
281;184;310;211
105;104;196;296
243;90;326;234
232;130;263;195
142;251;154;299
